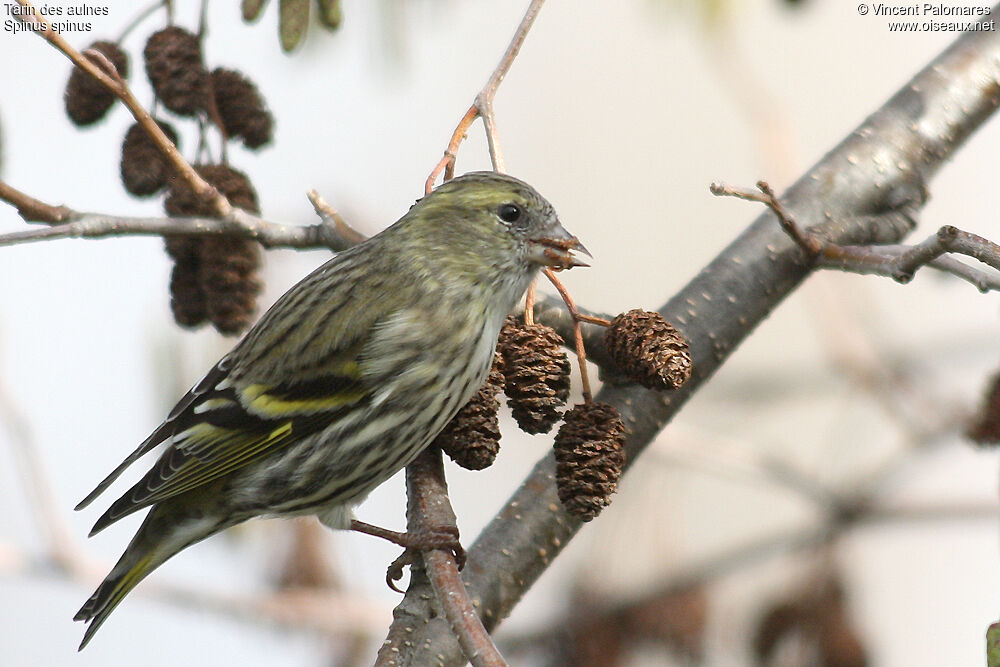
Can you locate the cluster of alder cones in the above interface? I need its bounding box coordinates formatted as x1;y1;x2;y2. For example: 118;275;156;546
63;26;275;335
435;309;692;521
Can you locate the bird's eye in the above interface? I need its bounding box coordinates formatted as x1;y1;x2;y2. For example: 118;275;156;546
497;203;523;224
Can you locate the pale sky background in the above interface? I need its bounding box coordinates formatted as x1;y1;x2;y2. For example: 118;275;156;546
1;1;999;665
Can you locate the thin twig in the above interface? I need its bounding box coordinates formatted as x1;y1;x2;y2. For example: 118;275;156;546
543;268;593;402
424;0;547;190
576;313;611;327
523;282;536;326
426;105;480;194
0;208;338;250
116;0;165;43
531;294;616;373
0;180;73;224
844;225;1000;284
710;180;820;255
13;0;227;216
475;0;546;172
815;244;1000;291
306;189;367;245
712;180;1000;291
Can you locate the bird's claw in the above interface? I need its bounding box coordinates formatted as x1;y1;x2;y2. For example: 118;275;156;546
382;526;466;593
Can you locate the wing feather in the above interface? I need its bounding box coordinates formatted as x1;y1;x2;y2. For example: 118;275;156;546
87;356;370;535
74;361;230;511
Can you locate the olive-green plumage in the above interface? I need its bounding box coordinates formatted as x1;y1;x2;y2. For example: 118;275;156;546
73;171;585;649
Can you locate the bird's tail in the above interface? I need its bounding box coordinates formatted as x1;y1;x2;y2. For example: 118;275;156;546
74;504;225;650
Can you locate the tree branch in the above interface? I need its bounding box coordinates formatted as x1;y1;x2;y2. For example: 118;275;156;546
712;180;1000;292
413;451;506;667
377;448;506;666
0;180;361;251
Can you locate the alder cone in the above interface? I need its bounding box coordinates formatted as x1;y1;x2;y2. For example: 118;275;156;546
144;26;209;116
605;309;692;390
120;121;178;196
65;40;128;126
753;576;868;667
211;68;274;149
168;260;208;328
553;402;626;521
968;370;1000;445
435;353;504;470
163;165;263;335
198;237;262;335
165;237;207;328
498;317;571;434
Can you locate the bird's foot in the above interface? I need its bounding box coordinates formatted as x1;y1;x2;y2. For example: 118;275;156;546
350;520;466;592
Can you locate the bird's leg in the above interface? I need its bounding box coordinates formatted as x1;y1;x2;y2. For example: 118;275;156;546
350;519;466;592
349;519;410;545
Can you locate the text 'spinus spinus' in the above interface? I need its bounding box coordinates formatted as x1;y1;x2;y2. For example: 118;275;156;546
73;171;587;648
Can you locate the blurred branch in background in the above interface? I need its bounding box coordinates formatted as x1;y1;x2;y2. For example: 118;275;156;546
0;351;88;577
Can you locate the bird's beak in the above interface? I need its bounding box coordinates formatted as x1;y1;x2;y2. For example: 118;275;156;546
527;223;591;269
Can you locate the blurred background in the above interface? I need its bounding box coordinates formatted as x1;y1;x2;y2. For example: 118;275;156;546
1;0;999;665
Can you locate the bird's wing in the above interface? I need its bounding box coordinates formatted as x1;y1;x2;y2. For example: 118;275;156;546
77;245;408;533
86;347;370;535
74;360;231;512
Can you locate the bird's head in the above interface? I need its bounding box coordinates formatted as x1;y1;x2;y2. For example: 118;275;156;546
402;172;589;279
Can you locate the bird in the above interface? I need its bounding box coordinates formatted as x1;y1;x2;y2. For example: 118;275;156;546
72;171;587;649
